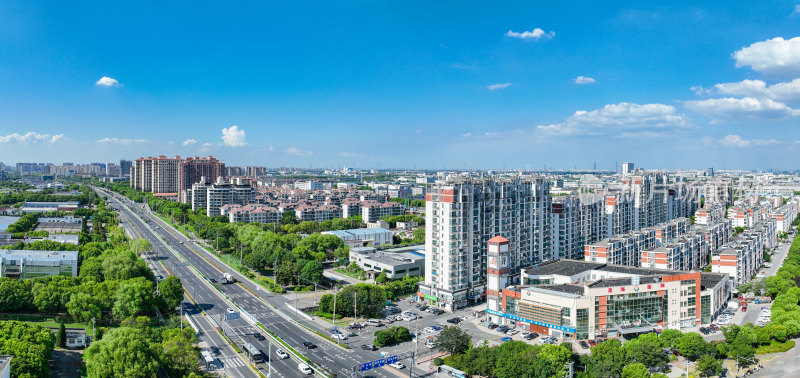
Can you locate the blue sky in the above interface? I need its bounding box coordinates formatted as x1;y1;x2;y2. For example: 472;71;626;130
1;1;800;170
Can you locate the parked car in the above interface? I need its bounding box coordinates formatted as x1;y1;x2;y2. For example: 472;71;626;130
488;323;499;330
331;333;347;340
587;339;597;346
524;333;537;340
579;341;590;349
501;337;512;342
419;305;428;311
497;326;509;333
506;329;518;335
303;341;316;349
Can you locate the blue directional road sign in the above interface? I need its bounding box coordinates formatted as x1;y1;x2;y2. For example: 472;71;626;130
360;362;373;371
387;355;399;364
373;359;386;368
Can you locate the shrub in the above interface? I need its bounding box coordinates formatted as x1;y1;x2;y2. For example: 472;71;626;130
433;357;444;366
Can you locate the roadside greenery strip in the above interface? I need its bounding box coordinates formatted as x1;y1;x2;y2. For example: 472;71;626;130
138;206;333;377
291;319;351;350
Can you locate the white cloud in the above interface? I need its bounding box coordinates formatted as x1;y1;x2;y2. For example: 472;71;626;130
95;76;120;87
182;138;197;146
505;28;555;40
574;76;596;85
714;78;800;104
268;146;275;151
684;97;800;120
718;134;779;148
537;102;690;136
487;83;512;91
286;147;313;156
733;37;800;77
690;85;711;96
221;125;247;147
0;132;64;144
339;152;358;157
96;137;148;145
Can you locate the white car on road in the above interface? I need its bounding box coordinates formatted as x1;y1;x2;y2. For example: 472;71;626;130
390;362;405;369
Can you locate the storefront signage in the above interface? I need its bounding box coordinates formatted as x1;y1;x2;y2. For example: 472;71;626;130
423;294;438;302
485;309;577;333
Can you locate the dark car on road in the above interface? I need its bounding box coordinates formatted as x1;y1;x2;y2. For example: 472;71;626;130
303;342;316;349
361;344;378;351
579;341;590;349
254;332;265;341
446;317;462;324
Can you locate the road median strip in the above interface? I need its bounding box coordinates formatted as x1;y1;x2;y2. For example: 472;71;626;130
292;319;352;350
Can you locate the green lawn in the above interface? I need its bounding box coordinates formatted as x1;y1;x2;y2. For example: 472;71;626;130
0;314;95;335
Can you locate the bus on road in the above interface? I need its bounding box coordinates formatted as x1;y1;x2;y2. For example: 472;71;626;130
242;342;265;363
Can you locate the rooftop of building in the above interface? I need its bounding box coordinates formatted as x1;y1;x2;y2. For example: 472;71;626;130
586;275;664;288
700;272;728;290
0;249;79;261
350;247;423;267
533;283;586;295
523;259;606;277
323;228;392;237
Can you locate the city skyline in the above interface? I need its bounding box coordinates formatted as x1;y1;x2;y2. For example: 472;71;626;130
1;2;800;169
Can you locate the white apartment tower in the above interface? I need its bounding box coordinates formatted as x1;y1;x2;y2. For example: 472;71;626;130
418;176;551;311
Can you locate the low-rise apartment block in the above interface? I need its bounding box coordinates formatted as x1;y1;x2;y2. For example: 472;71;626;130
349;246;424;279
221;204;281;224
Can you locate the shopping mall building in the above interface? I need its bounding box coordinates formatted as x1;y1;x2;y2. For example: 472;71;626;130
486;237;733;340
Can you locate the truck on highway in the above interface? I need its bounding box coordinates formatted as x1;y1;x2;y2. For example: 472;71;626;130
220;273;237;284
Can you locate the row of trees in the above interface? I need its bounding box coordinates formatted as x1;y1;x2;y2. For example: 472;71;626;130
0;184;95;206
373;326;411;347
0;321;55;377
318;277;422;318
84;318;201;377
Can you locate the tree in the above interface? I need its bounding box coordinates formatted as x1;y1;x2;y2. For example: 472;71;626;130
84;327;160;377
696;354;722;377
674;332;709;360
588;339;629;378
281;211;299;225
435;326;471;355
161;328;199;376
625;333;667;367
112;277;155;320
465;345;496;376
412;227;425;243
0;320;55;377
129;238;152;256
621;362;651;378
67;292;103;323
300;260;324;284
537;344;572;377
0;278;33;312
275;260;298;286
658;329;682;349
375;270;389;284
57;322;67;348
157;276;183;313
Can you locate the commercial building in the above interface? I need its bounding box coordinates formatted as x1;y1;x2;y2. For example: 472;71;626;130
0;250;79;278
119;159;132;176
487;251;732;340
294;181;323;191
322;228;393;248
349;247;424;279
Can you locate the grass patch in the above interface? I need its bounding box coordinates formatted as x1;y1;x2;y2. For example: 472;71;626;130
310;311;352;327
756;340;795;354
255;276;286;294
0;314;92;332
334;268;365;280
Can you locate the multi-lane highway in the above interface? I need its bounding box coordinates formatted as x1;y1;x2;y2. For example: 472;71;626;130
99;187;407;378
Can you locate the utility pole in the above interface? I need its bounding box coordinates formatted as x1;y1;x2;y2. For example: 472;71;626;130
410;315;420;378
